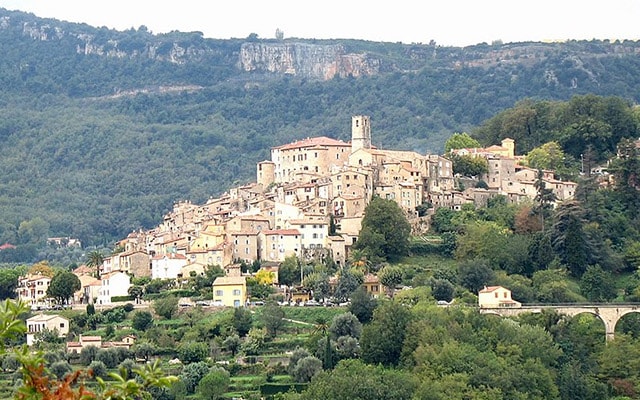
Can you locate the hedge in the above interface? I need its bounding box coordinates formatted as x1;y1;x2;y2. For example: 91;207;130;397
260;383;308;397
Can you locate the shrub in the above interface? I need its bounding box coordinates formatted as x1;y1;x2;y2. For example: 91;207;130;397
88;360;107;378
50;360;72;379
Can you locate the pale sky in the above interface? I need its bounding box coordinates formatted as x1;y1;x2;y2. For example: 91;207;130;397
0;0;638;46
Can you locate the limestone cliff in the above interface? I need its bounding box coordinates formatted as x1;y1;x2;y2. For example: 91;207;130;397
239;42;380;80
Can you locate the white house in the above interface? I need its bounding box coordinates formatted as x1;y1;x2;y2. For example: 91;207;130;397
478;286;521;308
258;229;301;262
16;274;52;307
97;271;131;305
151;253;188;280
26;314;69;346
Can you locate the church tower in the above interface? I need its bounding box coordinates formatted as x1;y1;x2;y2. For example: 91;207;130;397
351;115;371;153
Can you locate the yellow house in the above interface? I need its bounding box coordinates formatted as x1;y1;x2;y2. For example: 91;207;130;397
212;276;247;307
362;274;383;298
478;286;521;308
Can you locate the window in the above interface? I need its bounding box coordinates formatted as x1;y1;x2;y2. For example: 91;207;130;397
494;292;498;298
215;290;223;297
233;289;241;296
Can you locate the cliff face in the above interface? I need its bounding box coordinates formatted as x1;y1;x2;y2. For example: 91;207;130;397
239;42;380;79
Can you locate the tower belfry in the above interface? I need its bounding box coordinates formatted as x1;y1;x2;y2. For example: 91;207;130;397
351;115;371;152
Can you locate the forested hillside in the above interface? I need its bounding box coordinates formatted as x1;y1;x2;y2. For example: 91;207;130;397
1;7;640;256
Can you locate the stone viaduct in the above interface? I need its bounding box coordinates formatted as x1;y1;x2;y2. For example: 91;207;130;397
479;304;640;341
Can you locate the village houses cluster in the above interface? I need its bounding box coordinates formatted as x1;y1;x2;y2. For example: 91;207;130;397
17;116;577;311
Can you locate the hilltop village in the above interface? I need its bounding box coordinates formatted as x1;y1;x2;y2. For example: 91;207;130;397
18;116;577;307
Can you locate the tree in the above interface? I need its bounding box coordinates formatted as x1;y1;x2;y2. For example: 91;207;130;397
348;286;377;324
457;258;495;293
360;301;412;366
50;360;72;380
292;356;323;383
128;285;144;302
153;295;179;319
580;264;616;302
197;367;230;400
288;347;311;375
28;261;55;278
449;153;489;177
526;141;567;171
431;278;455;302
378;266;403;298
333;267;363;302
278;255;300;286
299;359;417;400
178;342;210;364
303;271;330;301
260;301;285;337
223;334;241;356
354;196;411;261
180;361;211;394
232;307;253;336
550;200;590;276
533;169;557;231
132;310;154;331
444;132;481;153
329;312;362;340
0;267;23;299
133;342;156;362
86;250;105;278
88;360;107;379
47;270;81;305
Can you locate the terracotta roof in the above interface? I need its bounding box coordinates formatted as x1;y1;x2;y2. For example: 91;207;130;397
273;136;350;151
229;231;259;236
151;253;187;260
479;286;504;293
262;229;301;236
213;276;246;286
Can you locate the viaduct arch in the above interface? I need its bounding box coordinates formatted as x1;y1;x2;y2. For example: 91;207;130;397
479;304;640;341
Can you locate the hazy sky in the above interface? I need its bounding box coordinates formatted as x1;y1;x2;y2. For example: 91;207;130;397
0;0;638;46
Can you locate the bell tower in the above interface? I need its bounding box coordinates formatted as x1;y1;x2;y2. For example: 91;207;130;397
351;115;371;153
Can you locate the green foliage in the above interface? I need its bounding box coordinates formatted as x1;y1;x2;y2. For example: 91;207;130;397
197;367;230;399
329;312;362;340
46;270;81;304
278;255;301;286
348;286;377;323
444;132;481;153
354;196;411;262
360;301;412;366
291;355;323;383
448;153;489;177
153;295;179;319
261;301;285;337
580;264;617;302
179;361;211;394
378;265;403;297
299;359;417;400
132;310;154;331
178;341;209;364
232;307;253;336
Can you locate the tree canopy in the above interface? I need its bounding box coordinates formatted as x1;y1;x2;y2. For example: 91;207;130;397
353;196;411;262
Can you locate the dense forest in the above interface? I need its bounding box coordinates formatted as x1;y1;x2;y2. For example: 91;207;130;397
1;7;640;259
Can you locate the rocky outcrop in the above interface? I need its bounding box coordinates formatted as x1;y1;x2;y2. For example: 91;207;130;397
239;42;380;80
